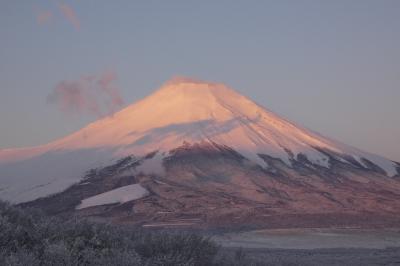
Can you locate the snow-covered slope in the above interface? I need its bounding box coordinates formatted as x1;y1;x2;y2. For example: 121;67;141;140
76;184;148;210
0;77;398;203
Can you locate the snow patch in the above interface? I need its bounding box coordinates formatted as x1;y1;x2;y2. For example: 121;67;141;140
135;152;165;175
76;184;148;210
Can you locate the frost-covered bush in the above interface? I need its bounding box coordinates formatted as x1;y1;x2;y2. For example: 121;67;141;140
0;200;260;266
135;232;218;266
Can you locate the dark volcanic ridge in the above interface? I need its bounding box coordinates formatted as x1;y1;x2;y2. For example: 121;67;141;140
22;142;400;230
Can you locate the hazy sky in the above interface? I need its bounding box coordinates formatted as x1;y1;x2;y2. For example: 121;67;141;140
0;1;399;161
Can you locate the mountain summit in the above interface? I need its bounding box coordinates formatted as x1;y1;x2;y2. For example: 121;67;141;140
1;78;400;228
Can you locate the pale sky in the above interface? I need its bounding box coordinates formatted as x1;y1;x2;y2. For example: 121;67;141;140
0;0;399;161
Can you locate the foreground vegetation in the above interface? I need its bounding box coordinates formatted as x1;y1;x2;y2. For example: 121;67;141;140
0;200;261;266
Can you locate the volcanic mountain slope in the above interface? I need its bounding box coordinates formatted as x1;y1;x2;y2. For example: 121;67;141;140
2;77;400;228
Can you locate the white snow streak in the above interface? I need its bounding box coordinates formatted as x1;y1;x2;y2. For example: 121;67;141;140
76;184;148;210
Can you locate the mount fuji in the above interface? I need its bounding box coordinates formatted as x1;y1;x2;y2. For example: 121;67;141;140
1;78;400;228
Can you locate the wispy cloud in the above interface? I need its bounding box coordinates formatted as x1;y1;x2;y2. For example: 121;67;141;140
59;3;80;30
36;3;81;30
37;10;53;25
47;71;124;118
97;71;125;114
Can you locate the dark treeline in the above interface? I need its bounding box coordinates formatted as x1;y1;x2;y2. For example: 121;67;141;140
0;200;262;266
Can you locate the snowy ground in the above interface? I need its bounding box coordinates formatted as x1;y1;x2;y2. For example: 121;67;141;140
214;228;400;249
215;228;400;265
220;246;400;266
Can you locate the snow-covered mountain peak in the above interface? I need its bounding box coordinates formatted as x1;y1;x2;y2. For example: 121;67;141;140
0;77;399;203
151;76;245;110
161;76;222;87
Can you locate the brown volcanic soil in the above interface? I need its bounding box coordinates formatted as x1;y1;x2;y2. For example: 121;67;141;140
22;143;400;230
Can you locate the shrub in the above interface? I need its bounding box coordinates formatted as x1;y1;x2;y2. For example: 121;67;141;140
0;200;260;265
